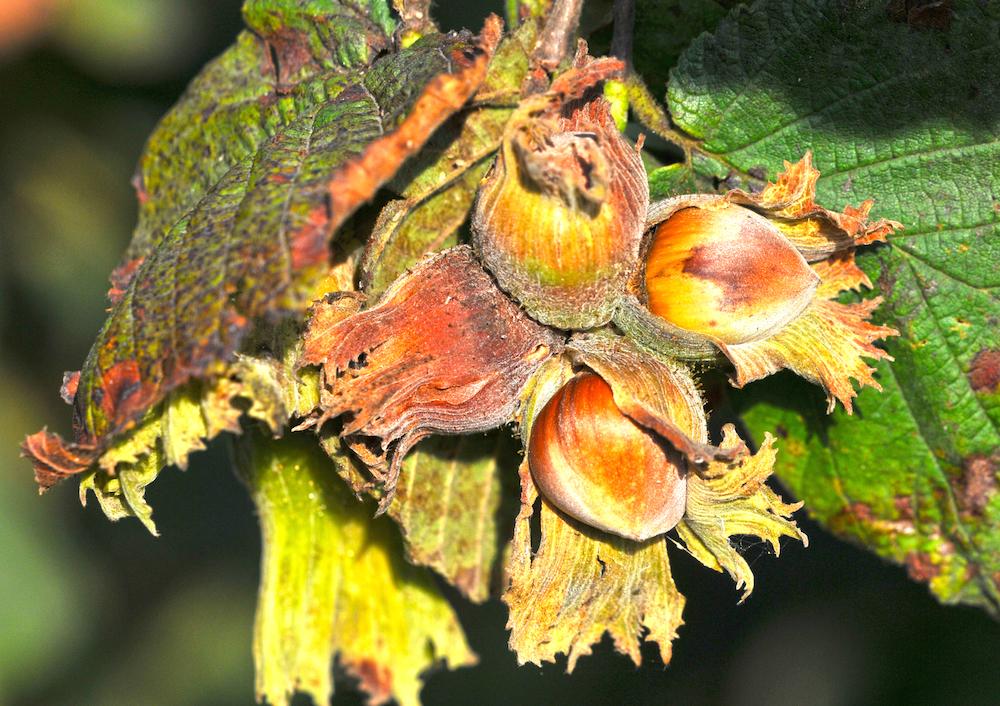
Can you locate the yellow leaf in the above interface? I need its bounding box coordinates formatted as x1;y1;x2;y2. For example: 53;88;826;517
238;432;475;706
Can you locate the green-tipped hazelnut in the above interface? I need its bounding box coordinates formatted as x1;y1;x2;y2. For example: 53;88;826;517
472;58;648;330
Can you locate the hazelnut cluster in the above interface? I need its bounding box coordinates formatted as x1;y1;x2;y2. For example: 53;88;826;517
303;50;897;591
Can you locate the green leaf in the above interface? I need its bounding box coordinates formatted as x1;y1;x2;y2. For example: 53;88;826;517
320;431;517;603
392;433;518;602
670;0;1000;612
237;431;475;706
647;163;696;200
360;18;537;296
25;7;500;490
634;0;728;92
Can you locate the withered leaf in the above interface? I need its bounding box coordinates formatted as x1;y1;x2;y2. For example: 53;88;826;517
128;1;395;268
25;11;503;490
73;319;319;534
392;433;517;602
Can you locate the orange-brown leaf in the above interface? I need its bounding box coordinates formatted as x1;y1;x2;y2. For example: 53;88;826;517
729;152;903;260
25;19;503;489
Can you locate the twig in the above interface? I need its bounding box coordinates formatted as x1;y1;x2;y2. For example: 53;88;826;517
531;0;585;71
610;0;635;69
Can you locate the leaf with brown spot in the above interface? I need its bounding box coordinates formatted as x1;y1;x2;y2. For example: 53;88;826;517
69;319;318;534
674;0;1000;614
970;349;1000;394
24;12;503;491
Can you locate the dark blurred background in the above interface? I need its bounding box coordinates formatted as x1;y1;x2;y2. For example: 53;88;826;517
1;1;998;705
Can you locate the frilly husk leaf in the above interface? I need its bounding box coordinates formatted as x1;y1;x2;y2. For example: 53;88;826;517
675;425;807;601
504;460;685;669
727;152;902;261
720;253;898;414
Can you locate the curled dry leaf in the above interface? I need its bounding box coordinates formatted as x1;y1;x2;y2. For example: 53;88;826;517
732;152;901;260
23;15;504;491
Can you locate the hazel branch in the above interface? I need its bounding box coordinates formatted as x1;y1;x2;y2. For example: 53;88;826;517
610;0;635;69
531;0;584;71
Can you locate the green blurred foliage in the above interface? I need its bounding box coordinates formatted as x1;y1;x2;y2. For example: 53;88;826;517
1;2;999;705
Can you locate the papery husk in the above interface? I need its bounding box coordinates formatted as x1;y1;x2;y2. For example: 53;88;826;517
300;246;562;509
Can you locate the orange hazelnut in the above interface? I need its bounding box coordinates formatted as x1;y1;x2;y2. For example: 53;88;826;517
644;204;819;345
528;371;687;541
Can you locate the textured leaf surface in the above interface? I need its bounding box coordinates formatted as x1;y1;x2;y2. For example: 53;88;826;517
670;0;1000;612
128;0;395;266
25;8;501;488
237;432;475;706
392;433;517;602
73;319;320;534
